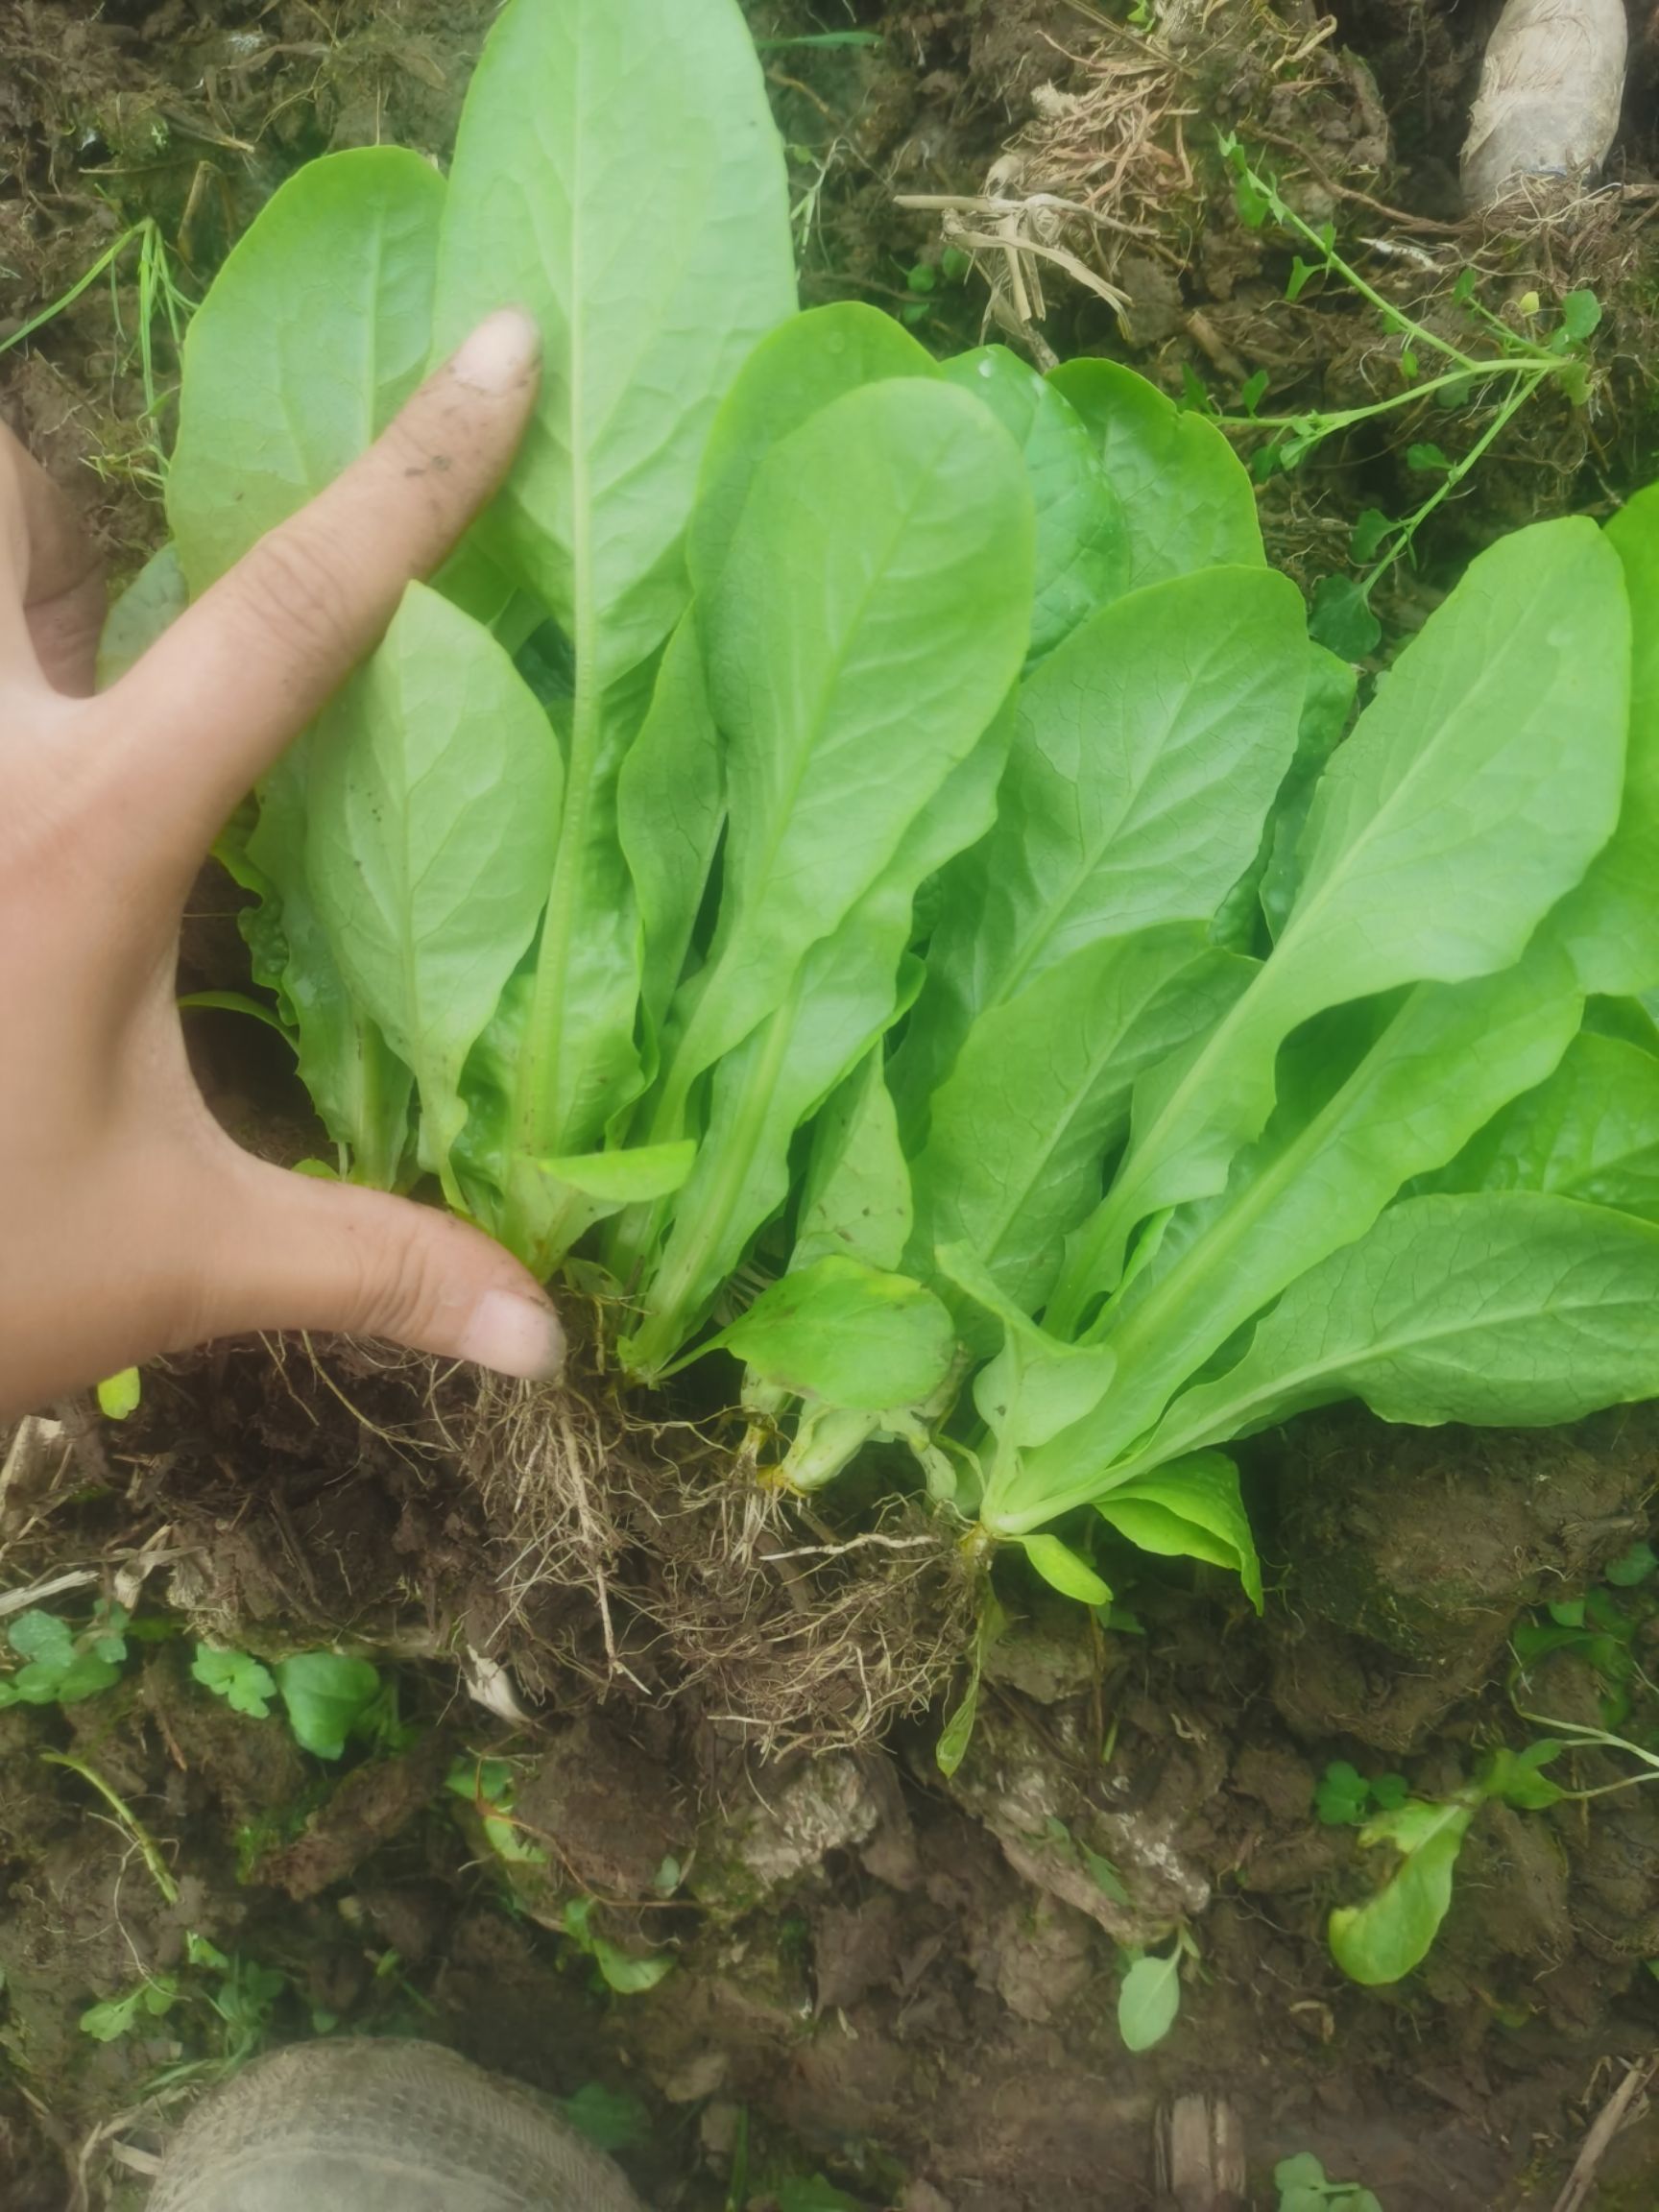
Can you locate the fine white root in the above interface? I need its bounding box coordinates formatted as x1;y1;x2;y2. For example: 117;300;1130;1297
1461;0;1627;211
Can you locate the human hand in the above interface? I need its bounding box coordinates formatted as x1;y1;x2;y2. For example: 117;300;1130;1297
0;310;565;1421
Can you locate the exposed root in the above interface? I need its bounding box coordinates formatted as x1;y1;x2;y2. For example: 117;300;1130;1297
18;1328;976;1761
908;0;1387;361
449;1355;975;1757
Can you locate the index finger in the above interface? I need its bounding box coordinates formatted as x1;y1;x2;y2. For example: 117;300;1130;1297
101;308;541;857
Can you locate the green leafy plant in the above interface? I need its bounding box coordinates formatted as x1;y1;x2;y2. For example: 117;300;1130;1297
95;1367;142;1420
0;1603;129;1708
1275;2153;1383;2212
116;0;1659;1644
192;1644;278;1719
274;1652;390;1760
445;1755;548;1865
1117;1928;1197;2051
1314;1762;1408;1828
1327;1742;1568;1984
560;1894;674;1996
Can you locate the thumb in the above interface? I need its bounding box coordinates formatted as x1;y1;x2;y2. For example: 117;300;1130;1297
192;1155;565;1381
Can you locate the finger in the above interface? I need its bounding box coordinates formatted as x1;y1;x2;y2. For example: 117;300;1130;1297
187;1151;565;1382
104;308;541;854
0;422;105;696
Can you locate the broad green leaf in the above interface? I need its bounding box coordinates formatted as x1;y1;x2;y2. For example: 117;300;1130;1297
691;301;937;595
167;149;445;1189
97;543;185;688
1048;357;1262;587
533;1143;695;1203
940;1242;1118;1457
305;585;561;1202
1023;941;1585;1497
498;659;661;1267
714;1256;957;1411
1092;1451;1262;1609
942;345;1129;658
81;1977;180;2043
1021;1533;1112;1606
657;381;1033;1122
1422;1029;1659;1223
276;1652;382;1761
622;730;1012;1371
1118;1947;1183;2051
1551;488;1659;992
1479;1741;1566;1811
1136;1192;1659;1471
794;1049;913;1274
906;565;1306;1105
223;774;416;1189
1328;1797;1475;1985
432;0;795;679
615;609;723;1063
433;0;794;1265
909;929;1252;1333
1050;517;1630;1312
169;147;445;589
9;1612;74;1671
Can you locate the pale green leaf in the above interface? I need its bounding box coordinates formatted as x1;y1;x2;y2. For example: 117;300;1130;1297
1022;1533;1112;1606
1137;1192;1659;1467
95;1368;142;1421
1094;1451;1262;1609
306;585;561;1201
1048;356;1262;587
532;1143;695;1204
914;567;1304;1088
715;1256;957;1411
690;301;936;595
1118;1948;1183;2051
431;0;796;681
657;379;1034;1119
1328;1798;1475;1985
1556;487;1659;992
1423;1021;1659;1225
942;345;1129;658
909;928;1251;1333
1020;939;1586;1499
794;1049;913;1274
1052;517;1630;1310
169;147;444;589
620;730;1011;1374
615;608;723;1064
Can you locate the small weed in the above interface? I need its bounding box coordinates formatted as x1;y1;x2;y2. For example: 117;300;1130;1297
1117;1926;1199;2052
1202;137;1599;654
0;217;193;493
1276;2152;1384;2211
191;1643;278;1719
1314;1761;1408;1827
0;1601;130;1709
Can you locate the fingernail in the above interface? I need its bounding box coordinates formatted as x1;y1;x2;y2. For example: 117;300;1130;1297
451;307;542;395
459;1287;565;1382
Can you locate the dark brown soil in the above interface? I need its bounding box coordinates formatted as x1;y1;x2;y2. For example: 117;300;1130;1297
7;5;1659;2210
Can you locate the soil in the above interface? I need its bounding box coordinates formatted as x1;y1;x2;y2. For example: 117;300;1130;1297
6;4;1659;2210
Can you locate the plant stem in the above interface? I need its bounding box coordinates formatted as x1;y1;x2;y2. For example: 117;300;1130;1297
41;1750;180;1906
